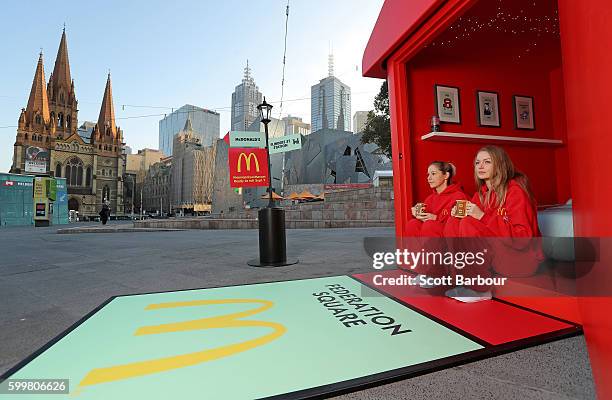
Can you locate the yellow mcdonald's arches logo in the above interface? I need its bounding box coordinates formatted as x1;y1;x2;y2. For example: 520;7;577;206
77;299;286;388
237;152;260;172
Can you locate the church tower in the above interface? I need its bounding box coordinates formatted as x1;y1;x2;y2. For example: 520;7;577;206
47;28;78;139
91;73;123;154
12;52;54;173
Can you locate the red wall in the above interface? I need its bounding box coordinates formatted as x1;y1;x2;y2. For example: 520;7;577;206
559;0;612;397
549;67;571;203
403;45;570;209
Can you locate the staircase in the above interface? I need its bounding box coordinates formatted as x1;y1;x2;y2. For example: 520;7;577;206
134;187;395;230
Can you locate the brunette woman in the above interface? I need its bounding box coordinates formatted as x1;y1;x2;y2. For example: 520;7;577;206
406;161;468;237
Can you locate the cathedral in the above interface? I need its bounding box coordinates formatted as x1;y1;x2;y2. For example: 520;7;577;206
10;29;125;219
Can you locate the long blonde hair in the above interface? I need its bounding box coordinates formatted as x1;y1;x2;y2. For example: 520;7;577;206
474;145;534;208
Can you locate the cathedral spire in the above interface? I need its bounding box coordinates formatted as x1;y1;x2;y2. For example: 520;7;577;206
50;28;72;97
97;73;117;138
25;52;50;125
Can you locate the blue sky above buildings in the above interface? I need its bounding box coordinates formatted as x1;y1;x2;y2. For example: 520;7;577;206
0;0;384;171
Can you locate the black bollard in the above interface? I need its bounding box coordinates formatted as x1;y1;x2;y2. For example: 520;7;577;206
248;207;298;267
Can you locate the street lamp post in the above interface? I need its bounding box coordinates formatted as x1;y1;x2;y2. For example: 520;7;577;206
248;97;298;268
261;99;275;208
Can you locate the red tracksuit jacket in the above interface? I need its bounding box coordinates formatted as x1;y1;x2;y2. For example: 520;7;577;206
422;183;468;223
472;179;541;238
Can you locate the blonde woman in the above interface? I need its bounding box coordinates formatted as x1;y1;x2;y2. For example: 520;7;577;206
444;145;543;302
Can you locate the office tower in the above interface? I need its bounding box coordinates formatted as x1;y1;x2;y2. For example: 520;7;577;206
353;111;369;134
231;61;263;131
158;104;220;156
311;54;351;132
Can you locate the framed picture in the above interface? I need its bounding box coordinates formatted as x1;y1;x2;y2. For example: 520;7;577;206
434;84;461;124
513;95;535;130
476;91;500;127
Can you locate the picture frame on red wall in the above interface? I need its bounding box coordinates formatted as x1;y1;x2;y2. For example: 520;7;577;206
434;84;461;124
513;95;536;130
476;90;501;127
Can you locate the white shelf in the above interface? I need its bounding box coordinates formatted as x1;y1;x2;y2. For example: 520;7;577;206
421;131;563;146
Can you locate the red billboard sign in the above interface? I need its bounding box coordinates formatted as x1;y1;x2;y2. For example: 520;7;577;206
228;147;269;188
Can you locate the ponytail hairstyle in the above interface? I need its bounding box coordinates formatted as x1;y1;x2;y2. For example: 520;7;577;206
474;145;535;208
429;161;456;185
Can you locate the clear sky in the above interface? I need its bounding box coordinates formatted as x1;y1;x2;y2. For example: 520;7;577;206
0;0;385;172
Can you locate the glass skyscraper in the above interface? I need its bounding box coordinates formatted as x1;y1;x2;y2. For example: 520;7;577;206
158;104;220;156
311;55;351;132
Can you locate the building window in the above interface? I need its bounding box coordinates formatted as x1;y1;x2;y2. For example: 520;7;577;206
55;163;62;178
66;157;84;186
57;113;64;128
86;167;92;186
35;114;41;124
66;115;71;129
60;93;65;103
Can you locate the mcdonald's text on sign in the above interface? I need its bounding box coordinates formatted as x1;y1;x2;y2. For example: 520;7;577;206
229;147;270;188
229;131;266;148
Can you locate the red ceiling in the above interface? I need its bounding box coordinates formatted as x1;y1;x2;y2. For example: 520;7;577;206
363;0;561;77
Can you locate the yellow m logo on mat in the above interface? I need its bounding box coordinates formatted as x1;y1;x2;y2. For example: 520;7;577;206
78;299;286;387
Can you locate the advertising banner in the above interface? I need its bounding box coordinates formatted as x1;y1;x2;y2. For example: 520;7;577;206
269;133;302;154
33;177;47;199
228;147;269;188
24;146;49;173
1;276;481;399
229;131;265;148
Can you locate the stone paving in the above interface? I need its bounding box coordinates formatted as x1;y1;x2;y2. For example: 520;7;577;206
0;223;596;399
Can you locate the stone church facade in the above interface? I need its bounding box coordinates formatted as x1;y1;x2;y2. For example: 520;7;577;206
10;30;125;218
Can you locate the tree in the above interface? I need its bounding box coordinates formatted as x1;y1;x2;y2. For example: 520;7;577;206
361;81;391;157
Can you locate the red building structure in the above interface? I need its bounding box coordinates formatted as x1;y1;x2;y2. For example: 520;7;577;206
362;0;611;397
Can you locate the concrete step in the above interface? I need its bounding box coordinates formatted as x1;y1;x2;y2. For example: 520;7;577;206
207;208;395;222
324;187;394;202
134;218;394;230
288;200;394;211
284;209;395;221
57;225;185;234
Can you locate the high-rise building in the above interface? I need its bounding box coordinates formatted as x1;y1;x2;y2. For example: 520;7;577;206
125;148;164;214
171;118;215;213
10;29;125;219
247;117;286;139
353;111;369;134
311;54;351;132
231;61;263;131
158;104;219;157
283;115;311;136
142;156;172;215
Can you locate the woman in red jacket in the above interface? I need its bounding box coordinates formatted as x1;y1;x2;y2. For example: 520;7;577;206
444;145;543;302
404;161;467;278
406;161;468;237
